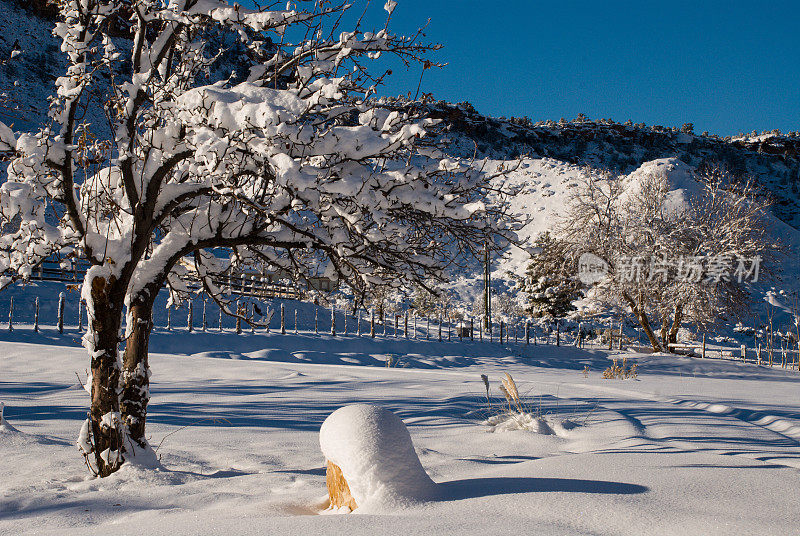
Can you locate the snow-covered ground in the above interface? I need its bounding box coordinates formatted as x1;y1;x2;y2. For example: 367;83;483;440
3;325;800;535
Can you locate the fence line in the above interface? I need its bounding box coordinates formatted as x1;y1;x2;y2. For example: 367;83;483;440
4;286;799;372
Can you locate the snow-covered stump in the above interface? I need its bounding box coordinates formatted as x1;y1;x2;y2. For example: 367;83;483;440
320;405;437;512
57;292;64;334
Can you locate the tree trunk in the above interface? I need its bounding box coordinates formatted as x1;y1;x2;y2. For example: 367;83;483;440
623;291;662;352
668;303;683;345
120;299;154;448
87;274;126;477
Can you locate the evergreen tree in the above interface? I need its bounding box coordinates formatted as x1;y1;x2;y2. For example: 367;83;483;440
516;233;581;318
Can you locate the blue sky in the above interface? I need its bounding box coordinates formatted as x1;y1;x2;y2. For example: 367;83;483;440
254;1;800;136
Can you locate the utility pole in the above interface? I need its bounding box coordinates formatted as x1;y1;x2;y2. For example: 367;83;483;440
484;240;492;333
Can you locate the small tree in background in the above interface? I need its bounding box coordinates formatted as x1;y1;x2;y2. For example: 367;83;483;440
515;232;581;318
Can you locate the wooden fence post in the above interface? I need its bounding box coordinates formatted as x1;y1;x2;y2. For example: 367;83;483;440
281;303;286;334
357;310;361;336
202;298;207;332
34;297;39;333
404;312;408;339
343;309;348;335
370;308;375;338
448;317;451;341
393;314;398;338
525;321;529;345
77;299;83;331
479;318;482;342
235;300;242;334
741;344;747;363
218;306;223;331
556;320;560;347
331;307;336;336
295;309;298;334
167;306;172;331
438;314;442;342
426;316;430;340
57;292;64;334
188;301;193;332
701;334;706;359
8;296;13;332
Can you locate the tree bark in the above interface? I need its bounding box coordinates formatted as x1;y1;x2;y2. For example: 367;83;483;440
668;303;683;346
87;274;125;477
121;298;155;447
623;291;662;352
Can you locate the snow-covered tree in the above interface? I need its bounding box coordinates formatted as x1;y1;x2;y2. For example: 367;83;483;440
561;163;777;352
514;232;581;318
0;0;510;476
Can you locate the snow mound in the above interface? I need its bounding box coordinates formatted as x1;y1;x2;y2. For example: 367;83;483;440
0;402;18;433
484;412;580;436
319;405;438;511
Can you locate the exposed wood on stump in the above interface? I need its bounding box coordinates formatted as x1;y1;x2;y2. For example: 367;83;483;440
326;460;357;511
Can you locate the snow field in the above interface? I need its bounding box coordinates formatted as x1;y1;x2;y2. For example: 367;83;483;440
3;333;800;534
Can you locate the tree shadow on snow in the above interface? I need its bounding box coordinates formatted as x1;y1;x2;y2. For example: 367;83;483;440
438;477;648;500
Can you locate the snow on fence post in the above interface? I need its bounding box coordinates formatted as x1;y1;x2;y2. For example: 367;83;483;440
188;301;193;332
331;307;336;336
404;312;408;338
202;298;207;332
77;299;83;331
57;292;64;334
218;306;223;331
167;307;172;331
34;297;39;333
370;308;375;338
235;300;242;334
7;296;13;332
741;344;747;363
343;309;348;335
281;303;286;335
701;334;706;358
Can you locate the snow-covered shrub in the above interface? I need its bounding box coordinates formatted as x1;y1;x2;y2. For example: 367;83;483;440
319;405;437;511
